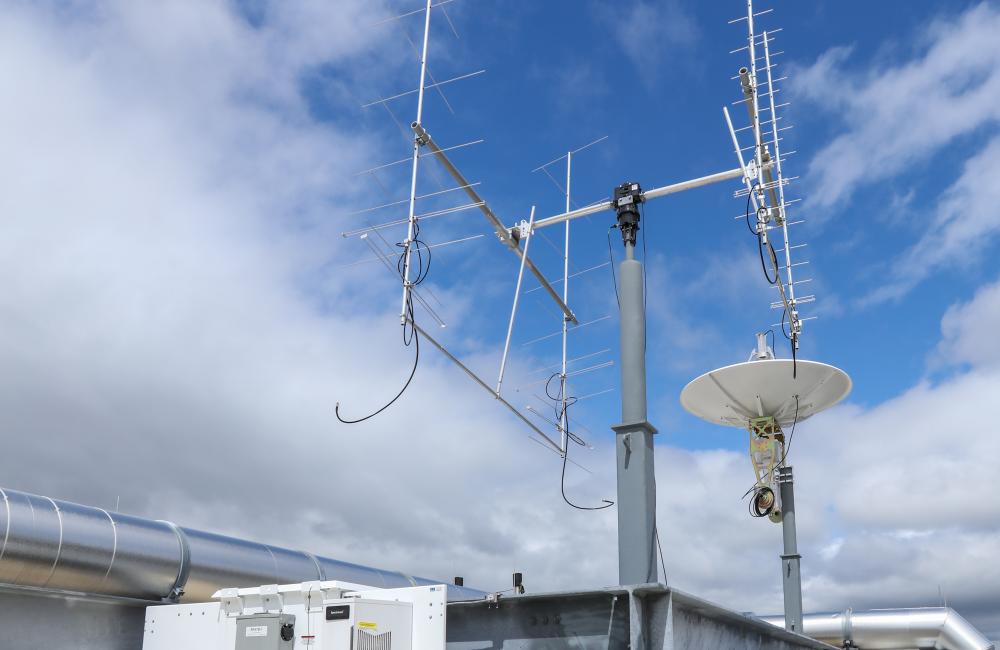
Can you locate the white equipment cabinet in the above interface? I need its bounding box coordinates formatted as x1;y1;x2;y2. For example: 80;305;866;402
142;581;446;650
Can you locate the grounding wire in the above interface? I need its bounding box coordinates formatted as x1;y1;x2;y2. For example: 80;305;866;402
652;463;668;583
640;202;648;308
780;308;798;378
745;181;778;285
654;525;667;584
335;221;432;423
639;201;649;355
747;180;800;377
545;373;613;511
607;224;620;308
773;394;799;468
744;182;759;235
559;427;614;510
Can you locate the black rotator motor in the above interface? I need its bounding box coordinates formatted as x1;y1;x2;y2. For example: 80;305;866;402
614;181;643;246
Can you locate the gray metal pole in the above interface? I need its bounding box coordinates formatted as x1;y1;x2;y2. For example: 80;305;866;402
611;182;658;586
777;465;803;632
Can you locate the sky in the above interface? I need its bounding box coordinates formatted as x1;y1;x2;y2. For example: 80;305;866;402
0;0;998;642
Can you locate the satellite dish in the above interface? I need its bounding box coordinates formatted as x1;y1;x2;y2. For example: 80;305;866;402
680;358;851;429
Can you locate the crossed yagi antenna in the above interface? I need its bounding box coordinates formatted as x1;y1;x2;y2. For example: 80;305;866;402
723;0;816;375
334;1;595;468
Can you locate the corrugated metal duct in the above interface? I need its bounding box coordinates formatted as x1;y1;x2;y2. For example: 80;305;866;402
0;487;483;602
760;608;994;650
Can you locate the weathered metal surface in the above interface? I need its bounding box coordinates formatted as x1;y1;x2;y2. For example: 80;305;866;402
0;586;146;650
447;584;836;650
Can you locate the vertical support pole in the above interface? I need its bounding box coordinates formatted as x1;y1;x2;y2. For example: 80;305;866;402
611;182;658;587
559;151;572;453
398;0;434;324
778;465;803;633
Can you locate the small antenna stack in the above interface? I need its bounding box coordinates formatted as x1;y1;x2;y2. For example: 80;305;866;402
723;0;815;374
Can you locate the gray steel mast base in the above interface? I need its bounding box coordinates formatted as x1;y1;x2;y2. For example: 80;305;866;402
449;584;836;650
612;191;660;587
778;465;803;633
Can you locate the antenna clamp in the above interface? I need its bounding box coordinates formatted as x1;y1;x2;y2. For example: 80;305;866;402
411;121;430;146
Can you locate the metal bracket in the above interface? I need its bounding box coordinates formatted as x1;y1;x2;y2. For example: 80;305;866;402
412;121;430;146
611;421;658;436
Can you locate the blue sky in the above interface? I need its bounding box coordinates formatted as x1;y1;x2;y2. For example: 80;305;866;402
0;0;998;642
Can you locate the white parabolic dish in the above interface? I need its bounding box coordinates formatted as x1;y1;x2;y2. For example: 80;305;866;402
680;359;851;429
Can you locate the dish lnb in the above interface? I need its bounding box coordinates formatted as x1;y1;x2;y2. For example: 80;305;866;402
751;331;774;361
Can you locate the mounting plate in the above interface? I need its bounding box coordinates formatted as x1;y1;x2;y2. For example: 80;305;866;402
680;359;851;429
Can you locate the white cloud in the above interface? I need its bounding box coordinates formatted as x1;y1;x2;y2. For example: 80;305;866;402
794;3;1000;210
937;273;1000;369
792;3;1000;305
598;0;699;85
862;134;1000;304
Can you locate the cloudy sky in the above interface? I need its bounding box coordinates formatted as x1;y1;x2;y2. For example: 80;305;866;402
1;0;998;642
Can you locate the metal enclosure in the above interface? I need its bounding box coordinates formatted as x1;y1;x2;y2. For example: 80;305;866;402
143;583;431;650
235;613;296;650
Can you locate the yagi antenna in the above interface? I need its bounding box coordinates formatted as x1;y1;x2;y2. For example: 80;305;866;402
517;137;610;457
722;1;814;377
336;0;574;461
335;0;453;424
493;137;618;511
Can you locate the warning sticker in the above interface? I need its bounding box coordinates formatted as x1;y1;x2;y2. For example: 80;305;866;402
246;625;268;637
358;622;378;630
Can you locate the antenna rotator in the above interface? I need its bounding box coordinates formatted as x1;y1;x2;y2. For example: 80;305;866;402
614;181;644;247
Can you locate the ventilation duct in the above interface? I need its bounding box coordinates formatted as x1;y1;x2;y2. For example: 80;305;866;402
0;487;483;603
760;608;994;650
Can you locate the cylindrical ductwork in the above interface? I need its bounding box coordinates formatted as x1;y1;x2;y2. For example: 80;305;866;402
0;487;484;603
759;607;994;650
